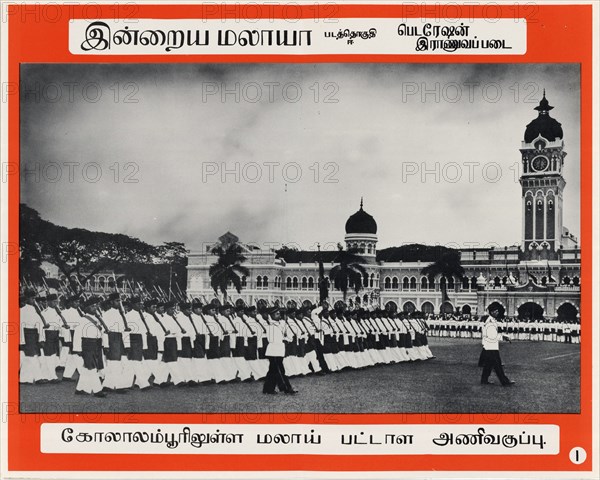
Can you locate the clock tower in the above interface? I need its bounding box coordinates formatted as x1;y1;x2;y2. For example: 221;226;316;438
519;91;567;260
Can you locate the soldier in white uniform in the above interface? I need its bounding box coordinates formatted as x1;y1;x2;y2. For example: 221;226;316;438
263;306;296;395
99;293;132;392
205;304;238;383
244;306;270;379
144;299;171;386
298;307;323;374
188;300;214;383
124;297;152;390
19;290;46;384
314;306;341;372
39;293;62;382
158;301;187;386
72;297;106;396
479;305;515;387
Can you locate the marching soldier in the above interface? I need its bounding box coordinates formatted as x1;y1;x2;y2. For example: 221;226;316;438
19;289;46;384
39;293;62;382
263;306;297;395
159;301;187;386
189;300;213;384
124;297;152;390
296;307;322;374
100;292;132;392
209;304;238;382
222;304;253;381
72;297;106;397
145;299;171;386
244;306;270;379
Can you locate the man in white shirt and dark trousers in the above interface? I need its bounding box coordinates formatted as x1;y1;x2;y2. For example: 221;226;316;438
263;306;297;395
479;305;515;387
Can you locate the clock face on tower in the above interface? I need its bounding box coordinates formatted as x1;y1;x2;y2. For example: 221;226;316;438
531;155;549;172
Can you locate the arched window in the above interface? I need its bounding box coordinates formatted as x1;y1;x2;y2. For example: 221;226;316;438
403;301;416;313
563;276;571;285
541;276;547;286
98;276;105;289
263;276;269;288
292;277;299;289
421;277;428;290
286;277;292;289
308;277;314;289
384;277;391;290
494;276;501;287
402;277;409;290
471;276;477;289
392;277;399;290
363;273;369;288
447;276;454;289
429;277;435;290
256;276;262;288
439;277;447;291
241;276;247;287
410;277;417;290
421;301;434;314
385;301;398;313
462;277;469;290
369;273;374;288
301;277;308;289
573;276;580;286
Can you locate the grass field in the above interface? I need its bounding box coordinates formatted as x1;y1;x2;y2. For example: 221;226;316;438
20;338;580;414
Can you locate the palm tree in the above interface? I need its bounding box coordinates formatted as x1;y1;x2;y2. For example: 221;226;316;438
421;250;465;307
329;244;367;302
208;243;250;304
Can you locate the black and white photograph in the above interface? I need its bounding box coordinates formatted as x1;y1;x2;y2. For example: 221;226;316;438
19;62;581;414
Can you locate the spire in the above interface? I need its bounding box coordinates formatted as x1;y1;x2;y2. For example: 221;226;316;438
360;197;364;210
534;90;554;112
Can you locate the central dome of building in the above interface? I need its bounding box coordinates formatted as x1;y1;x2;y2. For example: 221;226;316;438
345;199;377;234
524;92;563;143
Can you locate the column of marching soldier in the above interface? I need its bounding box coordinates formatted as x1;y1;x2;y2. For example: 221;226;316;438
426;315;581;343
19;289;435;397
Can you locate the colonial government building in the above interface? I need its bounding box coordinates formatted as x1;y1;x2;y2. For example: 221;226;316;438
187;94;581;321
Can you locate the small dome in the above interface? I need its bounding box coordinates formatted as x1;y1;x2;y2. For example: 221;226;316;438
524;92;563;143
476;273;487;286
345;199;377;234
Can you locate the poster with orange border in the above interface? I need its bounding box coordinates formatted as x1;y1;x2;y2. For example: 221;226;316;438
0;1;598;479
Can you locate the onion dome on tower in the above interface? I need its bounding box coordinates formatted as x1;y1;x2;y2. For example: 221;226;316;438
344;198;378;260
345;198;378;235
524;90;564;143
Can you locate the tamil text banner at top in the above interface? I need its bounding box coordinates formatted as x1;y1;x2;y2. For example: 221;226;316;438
69;18;527;55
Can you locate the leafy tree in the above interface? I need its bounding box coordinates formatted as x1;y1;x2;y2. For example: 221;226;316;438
20;204;157;293
156;241;188;265
208;243;250;303
19;204;46;284
329;244;367;302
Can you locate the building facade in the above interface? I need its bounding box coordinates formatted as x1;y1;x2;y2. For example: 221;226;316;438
187;94;581;320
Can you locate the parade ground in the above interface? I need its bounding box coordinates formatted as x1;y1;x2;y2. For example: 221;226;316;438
20;338;580;415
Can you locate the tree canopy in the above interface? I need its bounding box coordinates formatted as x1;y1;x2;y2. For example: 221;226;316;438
20;204;188;293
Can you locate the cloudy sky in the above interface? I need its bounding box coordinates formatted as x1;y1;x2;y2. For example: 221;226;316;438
21;63;580;252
